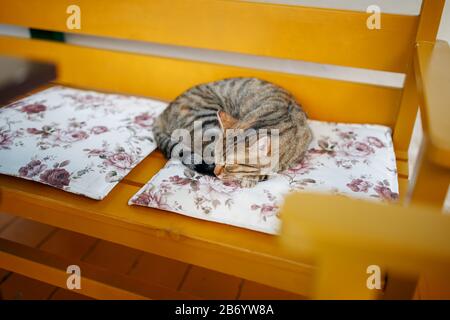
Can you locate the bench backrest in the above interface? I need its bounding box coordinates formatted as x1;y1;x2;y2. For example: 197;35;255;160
0;0;445;157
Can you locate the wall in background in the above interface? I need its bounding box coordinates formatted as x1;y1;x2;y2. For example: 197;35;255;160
438;0;450;41
251;0;423;15
0;24;29;38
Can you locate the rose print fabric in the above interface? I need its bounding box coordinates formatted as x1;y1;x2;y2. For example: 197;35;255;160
0;86;166;200
129;120;399;234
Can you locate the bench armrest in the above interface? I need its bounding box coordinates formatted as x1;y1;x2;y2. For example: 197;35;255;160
414;40;450;168
281;193;450;299
282;193;450;261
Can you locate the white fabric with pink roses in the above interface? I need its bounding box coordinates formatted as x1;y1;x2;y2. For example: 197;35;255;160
0;86;166;200
129;120;399;235
0;85;399;234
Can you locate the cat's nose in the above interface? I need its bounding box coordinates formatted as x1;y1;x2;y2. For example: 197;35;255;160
214;165;224;177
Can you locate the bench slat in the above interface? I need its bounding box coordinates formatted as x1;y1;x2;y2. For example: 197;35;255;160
123;151;167;187
0;36;403;127
0;0;418;72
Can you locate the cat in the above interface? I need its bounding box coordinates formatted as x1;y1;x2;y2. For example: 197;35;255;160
153;77;312;188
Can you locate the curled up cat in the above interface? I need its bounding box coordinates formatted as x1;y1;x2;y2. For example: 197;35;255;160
153;77;312;188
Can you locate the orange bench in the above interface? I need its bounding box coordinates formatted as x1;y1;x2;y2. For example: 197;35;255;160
0;0;449;299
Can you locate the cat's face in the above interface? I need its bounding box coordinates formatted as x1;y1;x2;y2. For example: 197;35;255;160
214;111;273;184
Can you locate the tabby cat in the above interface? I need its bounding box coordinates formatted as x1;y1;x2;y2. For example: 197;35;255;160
153;77;312;188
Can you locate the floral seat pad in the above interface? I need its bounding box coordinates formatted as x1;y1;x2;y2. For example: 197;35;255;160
0;86;166;200
129;120;399;234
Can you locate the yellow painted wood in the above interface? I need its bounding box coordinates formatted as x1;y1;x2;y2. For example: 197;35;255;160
0;36;403;127
403;4;449;193
393;66;418;162
410;140;450;209
395;150;409;161
0;176;314;296
417;0;446;42
399;40;450;209
392;0;445;161
396;159;409;178
0;0;418;72
123;151;167;187
398;177;409;203
281;193;450;299
313;252;379;300
414;41;450;168
382;273;418;300
283;193;450;261
417;268;450;299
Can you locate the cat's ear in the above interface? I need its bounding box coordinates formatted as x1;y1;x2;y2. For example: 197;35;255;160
217;111;238;131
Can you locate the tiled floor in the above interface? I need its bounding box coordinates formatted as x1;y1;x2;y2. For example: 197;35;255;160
128;252;190;290
0;213;305;300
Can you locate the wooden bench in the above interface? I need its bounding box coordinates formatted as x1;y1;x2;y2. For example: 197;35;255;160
0;0;449;299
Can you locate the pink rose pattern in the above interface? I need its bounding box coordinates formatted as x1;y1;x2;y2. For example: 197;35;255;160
39;167;71;188
55;129;90;143
133;112;155;128
18;159;48;178
130;120;399;235
90;126;108;135
105;152;136;170
21;103;46;114
347;178;373;193
0;86;166;199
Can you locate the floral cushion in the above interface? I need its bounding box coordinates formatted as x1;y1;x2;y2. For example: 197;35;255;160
0;86;166;200
129;120;399;234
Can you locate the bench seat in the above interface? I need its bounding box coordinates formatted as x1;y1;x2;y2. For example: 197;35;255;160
0;82;410;296
0;134;410;296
